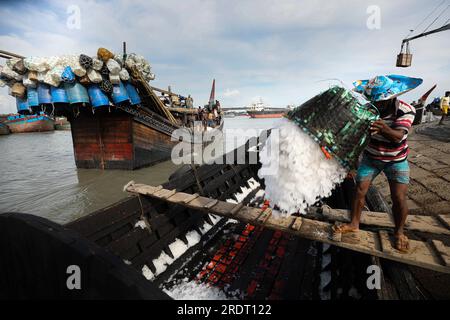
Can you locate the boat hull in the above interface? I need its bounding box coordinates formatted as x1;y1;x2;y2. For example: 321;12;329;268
248;111;285;118
70;110;177;170
0;123;10;135
5;115;55;133
54;117;71;130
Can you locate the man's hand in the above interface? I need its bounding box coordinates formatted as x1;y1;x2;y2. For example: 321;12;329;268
370;119;389;135
370;119;406;143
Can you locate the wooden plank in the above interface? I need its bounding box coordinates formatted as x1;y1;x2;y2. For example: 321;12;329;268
186;196;215;209
204;199;219;209
291;217;303;231
432;240;450;266
230;203;244;216
379;230;394;254
437;214;450;230
256;208;272;224
318;206;450;235
235;206;263;221
183;193;199;204
127;184;450;274
165;191;194;203
160;189;176;199
128;184;162;196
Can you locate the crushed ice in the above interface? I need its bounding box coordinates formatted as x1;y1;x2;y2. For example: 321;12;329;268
258;118;347;216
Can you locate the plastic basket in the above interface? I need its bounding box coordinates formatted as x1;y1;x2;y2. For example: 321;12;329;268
287;86;379;169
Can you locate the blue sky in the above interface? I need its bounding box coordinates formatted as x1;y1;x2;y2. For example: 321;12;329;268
0;0;449;113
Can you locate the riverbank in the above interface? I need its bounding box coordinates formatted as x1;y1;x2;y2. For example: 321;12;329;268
372;119;450;299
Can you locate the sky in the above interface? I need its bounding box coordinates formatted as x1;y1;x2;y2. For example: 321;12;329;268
0;0;449;113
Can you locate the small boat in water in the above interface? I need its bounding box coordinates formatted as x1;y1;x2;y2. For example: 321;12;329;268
54;117;71;130
4;113;54;133
0;123;10;135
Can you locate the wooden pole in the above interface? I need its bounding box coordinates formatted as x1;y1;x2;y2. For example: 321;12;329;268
0;49;25;59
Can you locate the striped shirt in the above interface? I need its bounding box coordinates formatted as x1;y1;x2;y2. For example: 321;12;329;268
365;99;415;162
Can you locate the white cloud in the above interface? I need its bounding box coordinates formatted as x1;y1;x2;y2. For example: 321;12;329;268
223;89;240;97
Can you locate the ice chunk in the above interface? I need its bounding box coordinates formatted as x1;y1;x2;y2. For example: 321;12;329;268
258;118;347;216
164;281;233;300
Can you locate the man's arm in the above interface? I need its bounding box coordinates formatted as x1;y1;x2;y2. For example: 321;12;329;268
370;119;405;143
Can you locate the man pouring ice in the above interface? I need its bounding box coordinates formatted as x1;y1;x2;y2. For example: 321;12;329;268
333;75;422;253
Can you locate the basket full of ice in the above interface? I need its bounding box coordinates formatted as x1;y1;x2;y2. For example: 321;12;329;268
287;86;379;170
258;86;379;216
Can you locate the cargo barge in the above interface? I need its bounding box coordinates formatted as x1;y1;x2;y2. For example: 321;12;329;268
0;47;223;170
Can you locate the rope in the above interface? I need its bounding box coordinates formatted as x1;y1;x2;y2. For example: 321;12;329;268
405;0;446;38
137;194;152;231
187;127;205;196
422;4;450;33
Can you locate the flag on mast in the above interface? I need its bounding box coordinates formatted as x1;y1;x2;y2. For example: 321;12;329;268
209;79;215;107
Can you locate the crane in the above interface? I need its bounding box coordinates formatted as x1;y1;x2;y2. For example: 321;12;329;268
397;22;450;67
396;0;450;68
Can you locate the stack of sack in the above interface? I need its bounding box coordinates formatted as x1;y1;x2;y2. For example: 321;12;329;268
0;47;154;99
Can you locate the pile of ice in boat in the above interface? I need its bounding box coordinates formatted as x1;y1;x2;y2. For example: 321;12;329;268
258;118;347;216
0;47;154;112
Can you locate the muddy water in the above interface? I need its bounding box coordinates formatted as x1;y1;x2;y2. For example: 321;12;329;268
0;117;281;224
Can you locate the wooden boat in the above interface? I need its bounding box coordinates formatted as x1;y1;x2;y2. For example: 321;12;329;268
66;73;224;170
0;48;223;170
1;133;447;299
54;117;71;130
0;123;10;135
4;113;54;133
412;84;437;125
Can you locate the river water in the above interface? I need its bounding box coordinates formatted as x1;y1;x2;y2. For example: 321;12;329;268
0;117;281;224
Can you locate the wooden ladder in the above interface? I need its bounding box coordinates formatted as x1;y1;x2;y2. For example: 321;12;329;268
126;182;450;274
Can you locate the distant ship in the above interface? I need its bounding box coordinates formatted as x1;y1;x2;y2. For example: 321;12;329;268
4;113;54;133
246;99;287;118
54;117;71;130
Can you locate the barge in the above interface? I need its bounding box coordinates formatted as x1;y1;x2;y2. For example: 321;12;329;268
0;47;223;170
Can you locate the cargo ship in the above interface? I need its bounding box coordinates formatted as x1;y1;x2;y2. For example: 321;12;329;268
4;113;54;133
246;99;287;118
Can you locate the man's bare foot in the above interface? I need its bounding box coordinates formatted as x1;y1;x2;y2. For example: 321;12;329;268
332;223;359;234
394;233;410;253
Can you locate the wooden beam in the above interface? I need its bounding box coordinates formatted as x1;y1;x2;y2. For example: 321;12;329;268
126;183;450;274
130;66;178;124
0;49;25;59
307;206;450;236
150;86;184;97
